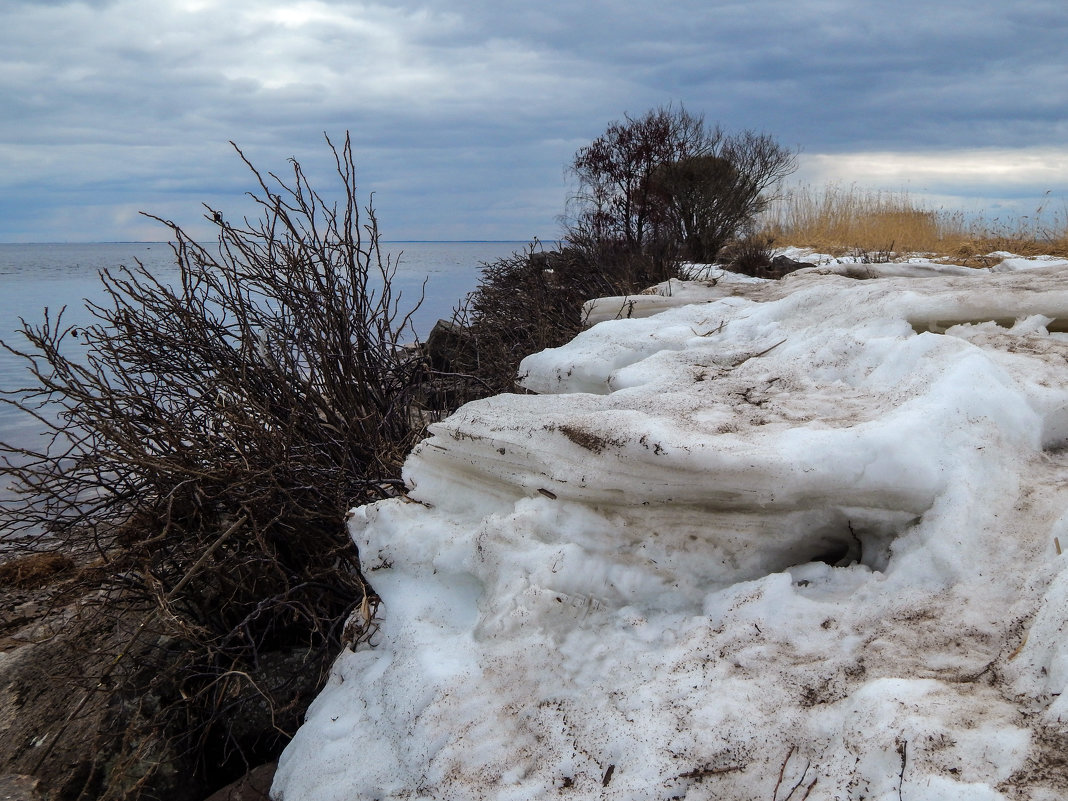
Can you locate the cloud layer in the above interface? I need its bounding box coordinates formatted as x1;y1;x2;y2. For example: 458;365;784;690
2;0;1066;241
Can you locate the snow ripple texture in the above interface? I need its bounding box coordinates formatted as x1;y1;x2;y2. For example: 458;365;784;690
274;259;1068;801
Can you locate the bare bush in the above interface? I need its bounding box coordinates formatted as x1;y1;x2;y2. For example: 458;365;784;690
438;243;674;400
570;106;709;259
569;105;796;265
718;233;777;275
0;134;422;799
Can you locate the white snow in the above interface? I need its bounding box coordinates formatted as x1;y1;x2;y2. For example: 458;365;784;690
273;257;1068;801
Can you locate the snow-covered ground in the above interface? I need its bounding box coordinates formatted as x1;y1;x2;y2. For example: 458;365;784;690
274;254;1068;800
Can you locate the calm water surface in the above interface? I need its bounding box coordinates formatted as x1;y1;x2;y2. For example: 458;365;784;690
0;240;529;452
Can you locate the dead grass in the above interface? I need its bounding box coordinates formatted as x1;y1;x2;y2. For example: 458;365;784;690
760;184;1068;262
0;552;75;589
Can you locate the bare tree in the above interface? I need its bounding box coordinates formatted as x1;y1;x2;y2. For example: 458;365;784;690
571;105;707;254
569;106;797;264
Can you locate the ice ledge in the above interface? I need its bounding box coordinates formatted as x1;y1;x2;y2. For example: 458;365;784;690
275;264;1068;801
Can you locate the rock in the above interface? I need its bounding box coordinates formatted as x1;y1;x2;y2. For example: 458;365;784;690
765;254;816;277
0;576;192;801
202;763;276;801
0;629;110;800
424;319;474;372
0;774;44;801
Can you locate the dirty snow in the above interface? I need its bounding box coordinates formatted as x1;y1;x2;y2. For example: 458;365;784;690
273;257;1068;801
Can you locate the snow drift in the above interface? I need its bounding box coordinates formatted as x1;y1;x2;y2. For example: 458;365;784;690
273;256;1068;800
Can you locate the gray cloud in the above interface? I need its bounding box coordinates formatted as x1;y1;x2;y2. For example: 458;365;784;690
1;0;1065;241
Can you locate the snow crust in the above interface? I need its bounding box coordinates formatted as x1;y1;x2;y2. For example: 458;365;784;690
274;259;1068;801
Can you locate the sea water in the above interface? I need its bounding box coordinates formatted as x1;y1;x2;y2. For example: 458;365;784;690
0;239;529;473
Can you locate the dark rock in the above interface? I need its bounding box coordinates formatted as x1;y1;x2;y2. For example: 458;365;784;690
0;774;44;801
0;579;193;801
0;614;117;801
202;762;276;801
424;319;475;373
764;255;817;278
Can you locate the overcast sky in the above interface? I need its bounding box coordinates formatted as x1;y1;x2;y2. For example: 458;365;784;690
2;0;1066;242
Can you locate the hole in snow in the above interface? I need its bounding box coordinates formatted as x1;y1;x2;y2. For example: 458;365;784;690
783;508;920;573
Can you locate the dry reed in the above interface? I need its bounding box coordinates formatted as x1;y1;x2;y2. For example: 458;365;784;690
760;184;1068;262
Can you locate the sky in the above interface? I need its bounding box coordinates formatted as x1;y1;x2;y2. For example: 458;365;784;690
1;0;1066;243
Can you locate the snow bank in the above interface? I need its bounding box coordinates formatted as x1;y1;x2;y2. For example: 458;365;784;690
274;260;1068;800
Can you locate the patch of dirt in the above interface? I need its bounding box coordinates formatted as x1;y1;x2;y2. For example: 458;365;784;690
0;560;320;801
997;725;1068;799
557;424;626;454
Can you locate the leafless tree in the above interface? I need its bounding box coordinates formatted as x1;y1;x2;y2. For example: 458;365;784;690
569;105;797;264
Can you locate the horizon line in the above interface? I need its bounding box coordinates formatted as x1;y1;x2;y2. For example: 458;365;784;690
0;239;554;246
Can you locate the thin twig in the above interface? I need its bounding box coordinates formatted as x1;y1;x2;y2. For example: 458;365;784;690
773;745;796;800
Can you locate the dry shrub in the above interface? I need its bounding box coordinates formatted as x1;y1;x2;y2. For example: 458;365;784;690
444;244;677;398
717;233;776;275
0;134;421;799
